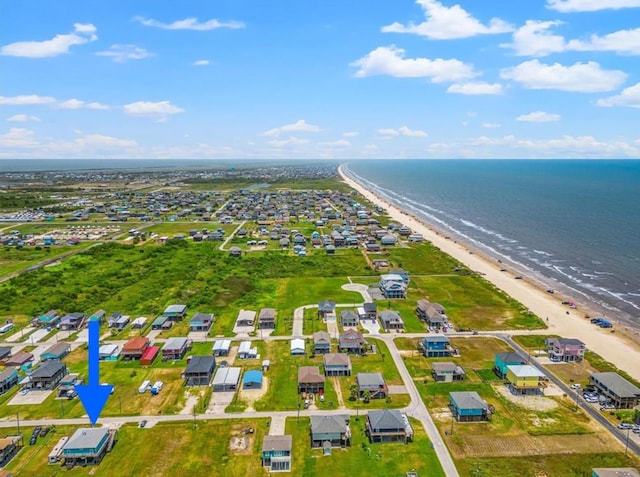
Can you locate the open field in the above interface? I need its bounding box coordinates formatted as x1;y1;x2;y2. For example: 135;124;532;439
286;416;446;477
0;242;96;277
4;420;271;477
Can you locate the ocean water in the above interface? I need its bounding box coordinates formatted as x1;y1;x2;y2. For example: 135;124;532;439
344;160;640;324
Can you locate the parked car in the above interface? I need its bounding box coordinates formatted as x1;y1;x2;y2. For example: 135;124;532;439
139;420;147;428
570;383;582;390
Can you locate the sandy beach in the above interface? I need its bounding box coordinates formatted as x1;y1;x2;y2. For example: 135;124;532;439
338;165;640;381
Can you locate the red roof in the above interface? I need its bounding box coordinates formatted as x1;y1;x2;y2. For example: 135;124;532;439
140;346;160;364
123;337;149;352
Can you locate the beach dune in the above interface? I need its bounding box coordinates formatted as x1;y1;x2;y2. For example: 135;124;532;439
338;165;640;381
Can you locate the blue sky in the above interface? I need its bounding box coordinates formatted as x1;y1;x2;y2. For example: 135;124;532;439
1;0;640;159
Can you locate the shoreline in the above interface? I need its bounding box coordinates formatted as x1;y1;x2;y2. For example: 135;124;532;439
338;164;640;381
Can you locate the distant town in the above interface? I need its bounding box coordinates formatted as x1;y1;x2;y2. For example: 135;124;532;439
0;164;637;477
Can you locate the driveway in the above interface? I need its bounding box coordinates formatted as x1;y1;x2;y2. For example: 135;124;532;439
341;283;373;302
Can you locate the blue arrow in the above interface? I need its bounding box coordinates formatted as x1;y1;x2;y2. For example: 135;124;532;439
75;320;113;425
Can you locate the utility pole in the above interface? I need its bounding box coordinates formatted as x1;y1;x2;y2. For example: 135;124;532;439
625;427;631;457
297;401;301;422
16;412;20;433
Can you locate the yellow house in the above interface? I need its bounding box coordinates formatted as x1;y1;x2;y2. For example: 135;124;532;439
506;365;545;395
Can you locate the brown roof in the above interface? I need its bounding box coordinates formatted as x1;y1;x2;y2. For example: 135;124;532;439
123;337;149;352
262;435;292;452
298;366;325;384
5;352;33;366
43;342;71;356
323;353;351;367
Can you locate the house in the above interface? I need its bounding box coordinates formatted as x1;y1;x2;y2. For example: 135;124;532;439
151;315;170;330
112;315;130;331
421;335;454;358
60;312;86;331
107;312;122;328
131;317;147;329
366;410;413;443
379;274;407;299
0;347;11;362
243;370;263;389
313;331;331;354
258;308;276;329
506;365;546;395
238;341;258;359
323;353;351;376
122;337;150;360
0;435;21;467
545;337;586;362
38;309;59;327
99;344;120;361
432;362;466;382
291;338;305;356
494;352;527;379
592;470;640;477
380;234;397;246
317;300;336;318
326;244;336;254
88;309;106;323
40;342;71;361
5;352;33;370
62;427;113;466
356;372;388;399
589;372;640;409
189;313;214;332
229;246;242;257
310;415;351;448
162;304;187;321
29;361;68;390
449;391;490;422
212;366;241;391
339;330;367;355
236;309;256;327
379;310;404;332
340;310;359;328
262;435;292;473
298;366;325;393
363;302;377;320
162;337;190;360
140;346;160;366
212;339;231;357
416;299;447;329
57;373;82;398
635;405;640;425
0;368;19;395
183;356;216;386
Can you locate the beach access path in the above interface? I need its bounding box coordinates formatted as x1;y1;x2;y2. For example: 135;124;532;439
338;165;640;381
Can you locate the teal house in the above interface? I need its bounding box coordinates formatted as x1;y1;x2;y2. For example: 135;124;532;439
494;352;526;379
261;435;292;472
449;391;490;422
38;309;59;326
40;342;71;361
62;428;112;466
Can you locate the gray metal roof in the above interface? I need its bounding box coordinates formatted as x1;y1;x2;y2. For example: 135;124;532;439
367;409;405;430
213;366;241;386
495;352;525;364
450;391;488;410
184;356;215;374
64;428;108;451
356;372;385;387
164;304;187;314
31;361;65;379
592;469;640;477
311;415;348;434
163;337;188;351
591;372;640;398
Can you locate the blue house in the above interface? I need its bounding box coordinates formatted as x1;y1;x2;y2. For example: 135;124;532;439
449;391;490;422
88;310;106;323
421;335;453;358
494;352;526;379
0;367;19;395
38;309;59;327
62;427;112;466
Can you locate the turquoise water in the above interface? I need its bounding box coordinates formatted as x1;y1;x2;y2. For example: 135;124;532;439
344;160;640;323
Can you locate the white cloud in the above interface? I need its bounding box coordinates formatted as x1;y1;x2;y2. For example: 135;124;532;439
193;59;210;66
343;131;359;137
597;82;640;108
0;95;56;105
133;16;245;31
500;60;627;92
482;122;502;128
378;126;428;137
74;134;138;148
124;100;184;119
501;21;567;57
6;114;41;122
0;128;38;148
261;120;321;137
96;44;153;62
0;23;97;58
547;0;640;12
268;137;310;147
57;99;109;110
351;45;477;83
517;111;561;122
382;0;513;40
447;82;503;95
319;139;351;147
503;21;640;56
